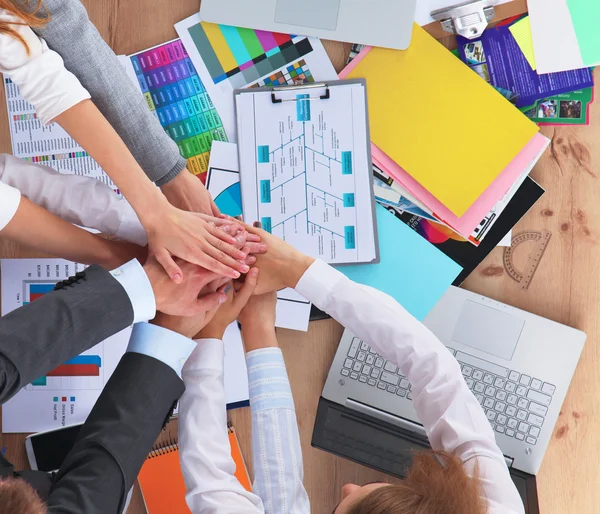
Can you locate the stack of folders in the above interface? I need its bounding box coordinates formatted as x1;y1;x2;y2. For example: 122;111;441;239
341;24;550;289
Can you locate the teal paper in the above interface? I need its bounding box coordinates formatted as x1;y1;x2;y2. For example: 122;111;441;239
567;0;600;65
335;205;462;321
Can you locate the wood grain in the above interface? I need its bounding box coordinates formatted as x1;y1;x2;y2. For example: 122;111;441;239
0;1;597;513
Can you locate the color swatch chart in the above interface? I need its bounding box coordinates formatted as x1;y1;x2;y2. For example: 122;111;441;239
129;40;227;179
189;22;314;87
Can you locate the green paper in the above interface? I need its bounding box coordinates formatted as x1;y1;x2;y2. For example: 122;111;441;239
567;0;600;65
520;88;593;125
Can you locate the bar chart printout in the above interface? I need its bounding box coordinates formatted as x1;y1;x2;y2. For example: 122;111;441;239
0;259;130;432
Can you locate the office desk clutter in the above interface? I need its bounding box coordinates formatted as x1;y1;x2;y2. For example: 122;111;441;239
0;1;593;513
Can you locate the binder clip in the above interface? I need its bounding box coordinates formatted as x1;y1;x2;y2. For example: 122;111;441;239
431;0;497;39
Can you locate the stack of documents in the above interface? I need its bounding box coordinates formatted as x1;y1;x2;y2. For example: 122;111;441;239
341;24;548;284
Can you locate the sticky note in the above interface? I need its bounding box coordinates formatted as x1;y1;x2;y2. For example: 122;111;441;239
509;16;537;70
343;25;538;217
336;205;462;321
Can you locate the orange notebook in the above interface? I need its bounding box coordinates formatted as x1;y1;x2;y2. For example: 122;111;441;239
138;424;251;513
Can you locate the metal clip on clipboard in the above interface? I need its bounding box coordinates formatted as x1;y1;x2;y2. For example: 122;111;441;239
430;0;498;39
271;82;331;104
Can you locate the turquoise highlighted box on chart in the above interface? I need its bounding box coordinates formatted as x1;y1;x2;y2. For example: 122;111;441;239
296;94;311;121
343;193;355;207
344;226;356;249
261;217;272;233
342;151;353;175
258;146;270;163
260;180;272;203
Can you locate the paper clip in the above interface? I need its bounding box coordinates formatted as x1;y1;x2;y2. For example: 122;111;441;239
271;83;330;104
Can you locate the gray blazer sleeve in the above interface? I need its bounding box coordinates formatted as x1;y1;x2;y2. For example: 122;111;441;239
15;0;187;187
0;265;134;405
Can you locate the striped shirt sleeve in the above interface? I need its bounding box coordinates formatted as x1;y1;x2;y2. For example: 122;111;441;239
246;348;310;514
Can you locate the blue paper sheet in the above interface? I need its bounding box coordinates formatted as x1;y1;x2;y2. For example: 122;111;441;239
335;205;462;321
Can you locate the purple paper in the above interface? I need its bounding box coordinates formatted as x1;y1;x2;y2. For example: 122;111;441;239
457;24;593;108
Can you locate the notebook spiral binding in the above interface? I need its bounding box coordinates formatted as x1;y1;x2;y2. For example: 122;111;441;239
147;437;179;459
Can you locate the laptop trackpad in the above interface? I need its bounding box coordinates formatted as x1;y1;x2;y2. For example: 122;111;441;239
451;301;524;361
275;0;341;31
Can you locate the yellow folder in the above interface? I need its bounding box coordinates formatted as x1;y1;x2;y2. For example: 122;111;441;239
346;24;539;217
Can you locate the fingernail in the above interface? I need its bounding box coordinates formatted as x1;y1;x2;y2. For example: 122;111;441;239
236;233;247;243
223;225;231;233
249;267;259;276
219;294;227;304
232;271;241;278
247;256;257;264
253;221;260;227
240;264;250;273
173;273;182;283
260;244;268;252
224;284;232;293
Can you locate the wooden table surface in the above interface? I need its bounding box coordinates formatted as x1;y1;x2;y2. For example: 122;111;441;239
0;1;597;513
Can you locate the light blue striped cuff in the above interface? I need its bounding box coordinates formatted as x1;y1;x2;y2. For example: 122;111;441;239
127;322;196;379
246;348;295;412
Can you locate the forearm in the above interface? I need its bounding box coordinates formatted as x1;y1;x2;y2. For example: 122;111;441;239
54;100;168;225
0;196;122;268
180;340;263;512
20;0;186;185
0;154;147;246
245;347;309;513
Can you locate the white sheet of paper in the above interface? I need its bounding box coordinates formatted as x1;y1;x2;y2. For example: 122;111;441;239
237;84;377;265
414;0;512;26
0;259;129;433
498;231;512;246
175;13;338;140
527;0;586;73
207;142;311;332
2;77;117;192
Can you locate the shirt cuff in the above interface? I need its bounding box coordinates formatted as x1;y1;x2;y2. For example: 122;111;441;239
127;323;196;379
0;183;21;232
295;259;345;309
109;259;156;323
185;339;224;372
246;348;294;412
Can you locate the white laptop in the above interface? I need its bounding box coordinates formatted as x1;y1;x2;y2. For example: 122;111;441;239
312;286;586;511
200;0;417;50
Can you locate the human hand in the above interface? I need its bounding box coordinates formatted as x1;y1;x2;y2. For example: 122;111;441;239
238;292;278;351
161;168;220;216
143;205;254;282
197;267;260;340
239;221;315;294
151;276;230;338
142;255;228;316
99;240;147;271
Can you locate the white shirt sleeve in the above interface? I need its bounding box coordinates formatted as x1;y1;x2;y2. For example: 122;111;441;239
0;9;90;125
0;154;147;246
179;339;264;514
0;182;21;232
109;259;156;324
296;259;525;514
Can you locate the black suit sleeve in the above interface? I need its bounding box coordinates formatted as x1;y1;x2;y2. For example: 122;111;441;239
46;352;184;514
0;265;134;404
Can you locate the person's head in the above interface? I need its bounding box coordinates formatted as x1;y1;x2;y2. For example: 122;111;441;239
0;477;47;514
0;1;48;54
333;452;486;514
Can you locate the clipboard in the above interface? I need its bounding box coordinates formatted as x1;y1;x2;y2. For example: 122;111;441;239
234;79;379;266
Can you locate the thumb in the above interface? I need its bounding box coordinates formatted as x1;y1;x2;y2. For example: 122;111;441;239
154;249;183;284
233;267;259;308
191;290;228;315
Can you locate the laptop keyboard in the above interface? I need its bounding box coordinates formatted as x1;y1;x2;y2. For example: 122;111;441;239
341;338;556;447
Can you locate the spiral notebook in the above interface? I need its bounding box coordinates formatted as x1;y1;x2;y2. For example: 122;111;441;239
138;424;251;513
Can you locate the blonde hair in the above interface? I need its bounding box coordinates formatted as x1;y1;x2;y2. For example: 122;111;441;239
0;477;47;514
346;452;487;514
0;1;49;54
